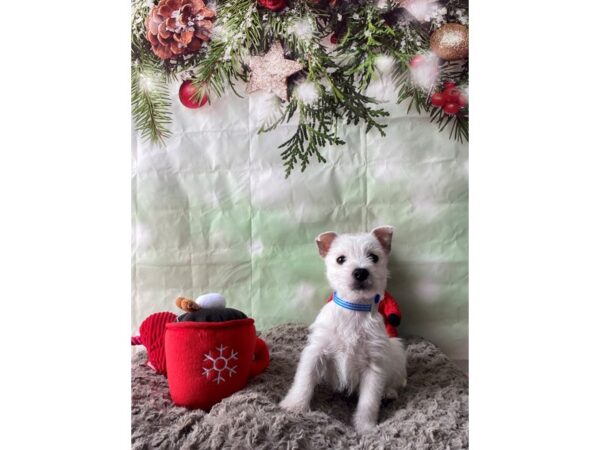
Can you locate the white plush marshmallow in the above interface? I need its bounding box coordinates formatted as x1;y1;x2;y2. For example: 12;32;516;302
195;293;226;309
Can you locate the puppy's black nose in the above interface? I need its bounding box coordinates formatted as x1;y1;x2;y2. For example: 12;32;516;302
353;268;369;281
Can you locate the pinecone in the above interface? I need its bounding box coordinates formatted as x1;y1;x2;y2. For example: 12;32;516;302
146;0;215;60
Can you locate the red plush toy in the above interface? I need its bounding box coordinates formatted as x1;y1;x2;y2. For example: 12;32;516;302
131;311;177;375
132;293;270;411
166;318;269;410
326;291;402;338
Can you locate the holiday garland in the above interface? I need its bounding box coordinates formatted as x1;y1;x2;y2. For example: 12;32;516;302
132;0;469;176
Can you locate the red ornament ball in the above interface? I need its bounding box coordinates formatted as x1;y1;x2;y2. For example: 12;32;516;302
431;81;467;115
443;87;461;104
179;80;208;109
443;81;456;90
443;102;460;115
257;0;287;11
430;92;446;107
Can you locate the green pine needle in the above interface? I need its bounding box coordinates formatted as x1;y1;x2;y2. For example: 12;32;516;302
131;64;172;145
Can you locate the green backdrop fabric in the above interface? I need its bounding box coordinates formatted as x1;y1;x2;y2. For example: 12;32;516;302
132;83;468;360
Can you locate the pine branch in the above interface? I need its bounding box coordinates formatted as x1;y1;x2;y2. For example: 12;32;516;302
335;5;425;90
276;99;344;177
131;0;172;144
191;0;262;100
449;114;469;142
395;67;432;115
327;72;389;133
267;6;389;174
132;62;172;145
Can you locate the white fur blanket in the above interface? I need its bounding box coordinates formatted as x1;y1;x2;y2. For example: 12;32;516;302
132;324;468;449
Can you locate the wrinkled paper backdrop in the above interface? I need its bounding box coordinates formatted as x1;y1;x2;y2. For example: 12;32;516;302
132;78;468;359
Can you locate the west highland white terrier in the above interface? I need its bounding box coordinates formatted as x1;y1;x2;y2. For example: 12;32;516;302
280;226;407;433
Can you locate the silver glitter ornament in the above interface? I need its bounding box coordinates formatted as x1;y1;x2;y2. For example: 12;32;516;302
430;24;469;61
246;42;304;101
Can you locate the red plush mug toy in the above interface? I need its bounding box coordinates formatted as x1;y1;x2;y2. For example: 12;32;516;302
132;293;270;411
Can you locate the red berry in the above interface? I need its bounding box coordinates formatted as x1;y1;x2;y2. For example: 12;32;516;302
430;92;446;107
410;55;424;67
443;103;460;115
330;33;338;44
179;80;208;109
443;87;461;103
444;81;456;89
457;94;468;107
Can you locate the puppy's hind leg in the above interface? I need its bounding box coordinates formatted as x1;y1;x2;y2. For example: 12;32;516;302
280;342;323;413
390;338;408;388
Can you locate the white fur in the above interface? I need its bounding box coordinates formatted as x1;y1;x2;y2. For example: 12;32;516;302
280;227;407;433
195;293;226;309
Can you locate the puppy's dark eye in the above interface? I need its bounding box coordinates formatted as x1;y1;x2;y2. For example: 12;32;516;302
368;253;379;263
336;256;346;265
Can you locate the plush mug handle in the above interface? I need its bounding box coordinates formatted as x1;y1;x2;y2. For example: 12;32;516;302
249;337;269;377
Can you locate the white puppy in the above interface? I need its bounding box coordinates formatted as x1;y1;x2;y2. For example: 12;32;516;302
280;226;407;433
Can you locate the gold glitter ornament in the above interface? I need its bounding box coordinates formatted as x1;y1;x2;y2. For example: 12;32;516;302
430;24;469;61
246;42;304;101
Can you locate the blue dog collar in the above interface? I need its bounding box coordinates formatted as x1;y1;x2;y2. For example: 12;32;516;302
333;292;381;312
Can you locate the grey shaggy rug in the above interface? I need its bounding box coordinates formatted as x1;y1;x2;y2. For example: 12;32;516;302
132;324;468;449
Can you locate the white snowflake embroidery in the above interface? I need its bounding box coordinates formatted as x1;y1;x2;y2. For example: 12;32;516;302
202;344;238;384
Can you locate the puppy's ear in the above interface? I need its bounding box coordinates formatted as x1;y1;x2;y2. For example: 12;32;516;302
316;231;338;258
371;226;394;254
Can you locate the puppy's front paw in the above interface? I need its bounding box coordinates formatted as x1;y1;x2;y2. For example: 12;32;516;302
353;416;376;434
279;394;310;413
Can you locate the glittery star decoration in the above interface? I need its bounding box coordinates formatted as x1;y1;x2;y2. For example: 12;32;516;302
246;42;304;101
